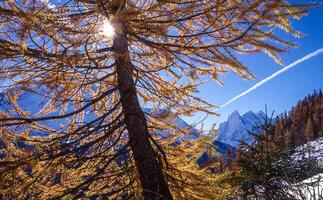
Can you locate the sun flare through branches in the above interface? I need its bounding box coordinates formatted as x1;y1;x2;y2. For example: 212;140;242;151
101;19;115;38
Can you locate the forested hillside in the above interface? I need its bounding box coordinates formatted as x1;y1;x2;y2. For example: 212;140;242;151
274;90;323;148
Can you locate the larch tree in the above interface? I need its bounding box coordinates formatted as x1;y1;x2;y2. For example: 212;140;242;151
0;0;313;199
305;116;314;156
305;117;314;141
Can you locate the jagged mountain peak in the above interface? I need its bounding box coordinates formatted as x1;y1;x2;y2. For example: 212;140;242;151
228;110;241;119
217;110;264;147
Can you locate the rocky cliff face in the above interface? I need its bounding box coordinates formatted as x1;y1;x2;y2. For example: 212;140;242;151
217;110;265;147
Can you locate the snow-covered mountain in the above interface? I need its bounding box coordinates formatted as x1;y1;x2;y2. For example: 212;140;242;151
144;108;235;157
217;110;266;147
143;108;199;140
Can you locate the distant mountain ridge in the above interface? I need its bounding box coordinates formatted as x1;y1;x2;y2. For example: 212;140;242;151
217;110;266;147
217;90;322;149
143;108;235;157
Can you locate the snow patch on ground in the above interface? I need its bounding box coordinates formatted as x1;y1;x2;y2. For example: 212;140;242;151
292;137;323;166
291;173;323;199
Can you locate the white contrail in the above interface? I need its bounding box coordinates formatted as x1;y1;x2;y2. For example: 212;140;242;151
219;48;323;110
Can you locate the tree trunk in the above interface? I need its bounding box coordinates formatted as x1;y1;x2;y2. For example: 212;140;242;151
112;23;173;200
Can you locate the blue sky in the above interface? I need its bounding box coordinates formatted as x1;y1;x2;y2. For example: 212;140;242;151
184;3;323;130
